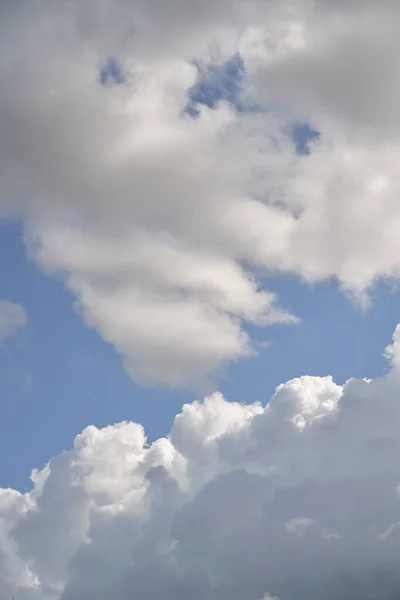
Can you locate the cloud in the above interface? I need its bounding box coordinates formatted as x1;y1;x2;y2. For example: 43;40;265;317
0;0;299;387
239;0;400;300
242;0;400;136
2;326;400;599
0;300;28;343
3;0;400;385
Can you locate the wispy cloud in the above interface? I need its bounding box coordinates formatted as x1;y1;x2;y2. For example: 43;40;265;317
0;300;28;344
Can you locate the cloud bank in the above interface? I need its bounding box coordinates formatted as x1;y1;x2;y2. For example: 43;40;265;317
3;326;400;600
3;0;400;385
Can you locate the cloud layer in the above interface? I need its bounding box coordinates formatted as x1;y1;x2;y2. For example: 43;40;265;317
3;0;400;386
3;326;400;600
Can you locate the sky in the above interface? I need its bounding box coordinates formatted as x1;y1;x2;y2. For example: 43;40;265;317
2;222;400;492
3;1;400;599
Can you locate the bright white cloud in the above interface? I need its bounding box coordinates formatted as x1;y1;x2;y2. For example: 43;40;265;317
2;0;400;385
0;300;28;343
2;327;400;599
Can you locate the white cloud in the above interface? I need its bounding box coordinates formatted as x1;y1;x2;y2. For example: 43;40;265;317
3;0;400;385
285;517;315;537
0;0;299;387
29;226;296;387
3;326;400;599
0;300;28;343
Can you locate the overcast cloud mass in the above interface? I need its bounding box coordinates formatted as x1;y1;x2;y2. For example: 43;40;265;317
2;0;400;598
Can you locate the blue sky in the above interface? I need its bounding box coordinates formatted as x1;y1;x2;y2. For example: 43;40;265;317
2;220;399;490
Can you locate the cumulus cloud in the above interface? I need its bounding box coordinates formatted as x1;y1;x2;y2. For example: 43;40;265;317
3;0;400;384
0;300;28;343
3;326;400;600
1;0;299;387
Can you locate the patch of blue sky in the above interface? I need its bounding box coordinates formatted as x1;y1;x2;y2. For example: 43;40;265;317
221;275;400;404
186;53;247;115
99;57;126;86
290;122;320;155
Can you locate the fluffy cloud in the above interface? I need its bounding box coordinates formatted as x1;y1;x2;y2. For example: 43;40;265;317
0;301;28;343
3;0;400;385
1;0;299;387
3;326;400;600
240;0;400;300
